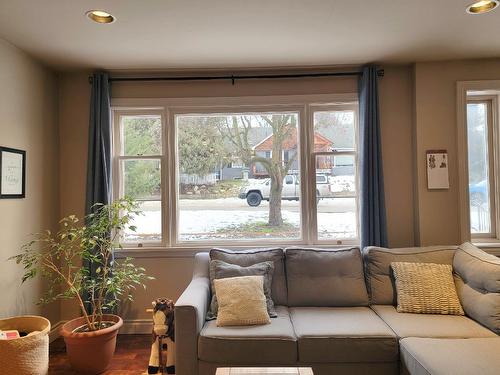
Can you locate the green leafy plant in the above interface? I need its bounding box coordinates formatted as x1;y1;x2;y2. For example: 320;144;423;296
10;198;153;332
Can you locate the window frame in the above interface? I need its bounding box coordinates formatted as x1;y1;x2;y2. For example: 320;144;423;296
457;80;500;246
111;94;359;254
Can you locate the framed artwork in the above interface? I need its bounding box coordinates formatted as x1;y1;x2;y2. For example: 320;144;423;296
0;146;26;199
427;149;449;190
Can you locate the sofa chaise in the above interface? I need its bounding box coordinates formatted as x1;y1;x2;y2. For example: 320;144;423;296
174;243;500;375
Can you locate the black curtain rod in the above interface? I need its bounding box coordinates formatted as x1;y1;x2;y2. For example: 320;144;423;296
89;69;384;84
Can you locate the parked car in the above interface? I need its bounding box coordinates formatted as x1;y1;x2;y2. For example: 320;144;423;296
469;179;488;205
238;174;331;207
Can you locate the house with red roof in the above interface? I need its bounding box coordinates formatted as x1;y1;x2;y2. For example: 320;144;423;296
251;131;333;177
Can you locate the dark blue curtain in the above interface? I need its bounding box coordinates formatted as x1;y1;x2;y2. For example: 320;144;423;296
359;65;388;249
85;72;112;214
84;72;112;313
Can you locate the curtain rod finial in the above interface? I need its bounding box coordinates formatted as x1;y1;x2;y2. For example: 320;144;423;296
377;69;385;77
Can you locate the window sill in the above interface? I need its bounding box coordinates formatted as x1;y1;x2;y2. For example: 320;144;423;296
115;247;203;259
471;240;500;257
114;243;361;259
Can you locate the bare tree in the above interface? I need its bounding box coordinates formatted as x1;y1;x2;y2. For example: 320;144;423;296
218;114;297;226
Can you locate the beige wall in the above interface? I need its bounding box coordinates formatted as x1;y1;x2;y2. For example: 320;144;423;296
414;59;500;245
57;72;91;321
111;73;357;98
0;39;60;323
58;66;416;323
379;66;415;247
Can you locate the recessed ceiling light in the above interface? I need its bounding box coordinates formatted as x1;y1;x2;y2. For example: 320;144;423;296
466;0;499;14
86;10;116;24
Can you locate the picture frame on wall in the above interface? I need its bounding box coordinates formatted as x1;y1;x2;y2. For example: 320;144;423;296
0;146;26;199
426;149;449;190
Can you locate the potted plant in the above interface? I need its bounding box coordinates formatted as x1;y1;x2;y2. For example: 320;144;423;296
11;198;152;374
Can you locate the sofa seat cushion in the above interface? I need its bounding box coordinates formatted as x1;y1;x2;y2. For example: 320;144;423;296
400;337;500;375
199;306;297;364
289;307;398;363
371;305;497;339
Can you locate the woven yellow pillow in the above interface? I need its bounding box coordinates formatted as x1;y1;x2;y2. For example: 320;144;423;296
391;262;464;315
214;275;271;327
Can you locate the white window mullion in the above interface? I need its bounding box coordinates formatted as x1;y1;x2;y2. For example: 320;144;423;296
167;109;177;247
300;105;314;245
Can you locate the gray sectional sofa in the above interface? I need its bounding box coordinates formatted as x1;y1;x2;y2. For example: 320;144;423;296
175;243;500;375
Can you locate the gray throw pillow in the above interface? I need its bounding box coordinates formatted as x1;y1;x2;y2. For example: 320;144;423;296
210;247;287;305
207;259;277;320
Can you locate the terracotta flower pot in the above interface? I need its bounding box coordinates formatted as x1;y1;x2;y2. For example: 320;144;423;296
61;314;123;374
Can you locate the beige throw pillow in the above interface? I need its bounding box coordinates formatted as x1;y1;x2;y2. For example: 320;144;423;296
391;262;464;315
214;275;271;327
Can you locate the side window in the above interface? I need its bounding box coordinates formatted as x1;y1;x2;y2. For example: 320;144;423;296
312;107;358;241
285;176;294;184
114;113;163;246
466;98;497;238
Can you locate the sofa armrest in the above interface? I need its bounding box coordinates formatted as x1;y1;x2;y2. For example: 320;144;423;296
175;253;211;375
453;242;500;334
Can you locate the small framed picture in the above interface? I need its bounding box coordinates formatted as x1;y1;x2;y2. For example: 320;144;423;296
426;149;449;190
0;146;26;199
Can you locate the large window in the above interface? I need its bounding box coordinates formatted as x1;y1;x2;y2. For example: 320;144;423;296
176;112;302;242
466;97;497;238
113;97;359;249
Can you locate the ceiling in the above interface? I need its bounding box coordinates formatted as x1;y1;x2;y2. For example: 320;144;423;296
0;0;499;71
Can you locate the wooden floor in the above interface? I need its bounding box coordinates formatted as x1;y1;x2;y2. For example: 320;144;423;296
49;334;153;374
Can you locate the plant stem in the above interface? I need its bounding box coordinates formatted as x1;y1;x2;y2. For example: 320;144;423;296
44;260;93;331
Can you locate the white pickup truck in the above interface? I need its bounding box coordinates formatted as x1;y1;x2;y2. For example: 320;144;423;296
238;174;332;207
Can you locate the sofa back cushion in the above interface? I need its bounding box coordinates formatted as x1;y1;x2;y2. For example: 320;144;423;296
453;242;500;334
363;246;457;305
210;248;287;305
285;247;369;307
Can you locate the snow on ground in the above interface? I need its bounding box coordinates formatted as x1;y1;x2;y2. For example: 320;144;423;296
470;205;491;234
125;197;357;242
329;175;355;193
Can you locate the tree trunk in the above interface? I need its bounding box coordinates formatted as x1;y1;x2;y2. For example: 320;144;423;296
268;176;283;226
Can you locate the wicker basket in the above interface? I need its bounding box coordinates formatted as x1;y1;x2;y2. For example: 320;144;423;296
0;315;51;375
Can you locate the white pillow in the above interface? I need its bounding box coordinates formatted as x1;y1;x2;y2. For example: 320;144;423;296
214;275;271;327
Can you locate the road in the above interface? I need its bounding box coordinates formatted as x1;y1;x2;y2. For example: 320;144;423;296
178;197;356;213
